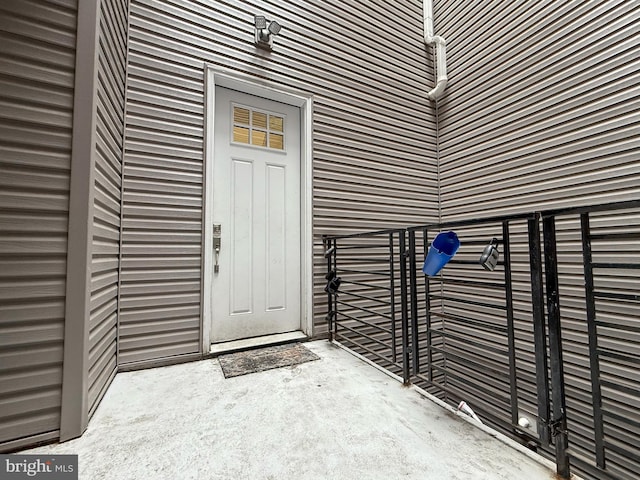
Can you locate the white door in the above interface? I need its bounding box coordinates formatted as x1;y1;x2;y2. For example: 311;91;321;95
211;87;301;343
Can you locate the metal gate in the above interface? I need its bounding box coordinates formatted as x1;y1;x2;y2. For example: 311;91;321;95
324;200;640;480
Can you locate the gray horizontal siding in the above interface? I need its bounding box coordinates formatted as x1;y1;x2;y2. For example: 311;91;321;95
0;0;77;451
120;0;438;364
434;1;640;479
436;0;639;218
88;0;128;415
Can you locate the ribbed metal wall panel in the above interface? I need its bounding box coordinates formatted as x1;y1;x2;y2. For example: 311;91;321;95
88;0;127;415
434;1;640;479
0;0;77;451
119;0;438;364
436;0;639;218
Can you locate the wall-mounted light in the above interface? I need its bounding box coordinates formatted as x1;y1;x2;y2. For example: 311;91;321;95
479;238;500;271
255;15;282;50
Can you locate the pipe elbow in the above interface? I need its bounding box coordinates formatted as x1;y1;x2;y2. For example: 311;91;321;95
425;35;446;47
427;78;448;101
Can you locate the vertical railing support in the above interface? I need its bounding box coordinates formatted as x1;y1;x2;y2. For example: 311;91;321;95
332;238;338;340
581;212;605;469
323;236;333;341
408;230;420;376
389;232;397;363
399;230;411;385
502;221;519;429
543;215;570;479
528;215;551;446
423;228;432;382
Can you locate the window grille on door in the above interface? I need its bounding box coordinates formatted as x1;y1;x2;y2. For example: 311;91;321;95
232;104;285;150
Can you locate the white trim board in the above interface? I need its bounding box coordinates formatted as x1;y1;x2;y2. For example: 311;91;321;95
202;66;314;353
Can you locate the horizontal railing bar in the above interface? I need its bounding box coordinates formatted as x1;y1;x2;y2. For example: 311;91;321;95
541;199;640;219
335;300;392;320
600;379;640;398
424;277;506;289
336;289;392;305
335;321;394;349
428;347;510;379
598;348;640;364
334;333;398;367
428;295;507;311
592;262;640;269
329;201;640;240
429;310;508;333
595;320;640;334
340;280;391;291
414;372;511;409
336;268;391;276
603;440;640;464
446;259;505;266
436;239;505;246
335;257;391;263
594;291;640;302
428;330;509;356
407;212;536;232
325;228;405;240
334;244;390;250
604;409;640;431
589;232;640;241
431;365;509;390
335;311;392;333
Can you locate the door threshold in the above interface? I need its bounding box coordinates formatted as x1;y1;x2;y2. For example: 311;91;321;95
210;331;308;356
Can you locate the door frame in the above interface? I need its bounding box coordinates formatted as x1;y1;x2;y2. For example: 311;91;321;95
202;66;314;351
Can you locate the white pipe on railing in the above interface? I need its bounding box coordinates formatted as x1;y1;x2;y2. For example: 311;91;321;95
423;0;447;101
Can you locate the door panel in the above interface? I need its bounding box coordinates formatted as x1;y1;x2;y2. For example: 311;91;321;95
266;164;287;311
211;87;301;342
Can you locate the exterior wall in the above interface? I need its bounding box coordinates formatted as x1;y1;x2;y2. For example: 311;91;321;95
88;0;128;415
119;0;438;364
433;1;640;478
0;0;77;451
436;0;639;219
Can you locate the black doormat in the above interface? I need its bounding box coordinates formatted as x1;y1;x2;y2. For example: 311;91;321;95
218;343;320;378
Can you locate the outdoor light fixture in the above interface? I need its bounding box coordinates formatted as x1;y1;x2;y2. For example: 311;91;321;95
254;15;282;50
479;238;500;271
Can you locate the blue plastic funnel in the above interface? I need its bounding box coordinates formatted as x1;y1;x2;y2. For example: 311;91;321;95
422;231;460;276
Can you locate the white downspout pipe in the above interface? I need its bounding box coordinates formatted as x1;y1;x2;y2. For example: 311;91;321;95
423;0;447;101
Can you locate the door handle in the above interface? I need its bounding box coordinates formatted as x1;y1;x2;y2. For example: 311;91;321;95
213;224;221;273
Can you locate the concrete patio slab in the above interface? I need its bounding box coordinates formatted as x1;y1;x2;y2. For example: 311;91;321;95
25;341;559;480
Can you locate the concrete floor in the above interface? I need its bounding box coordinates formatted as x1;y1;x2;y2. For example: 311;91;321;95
26;341;559;480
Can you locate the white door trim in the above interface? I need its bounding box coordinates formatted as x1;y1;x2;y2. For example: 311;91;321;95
202;66;314;352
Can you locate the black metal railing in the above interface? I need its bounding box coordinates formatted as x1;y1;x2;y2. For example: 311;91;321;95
323;229;409;379
324;200;640;480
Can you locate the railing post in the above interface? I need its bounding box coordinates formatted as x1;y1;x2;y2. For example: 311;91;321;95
399;229;411;385
389;232;397;363
581;212;605;469
332;238;338;340
323;236;339;342
423;228;432;382
543;215;570;479
408;229;420;376
323;236;333;341
528;215;551;446
502;221;519;429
